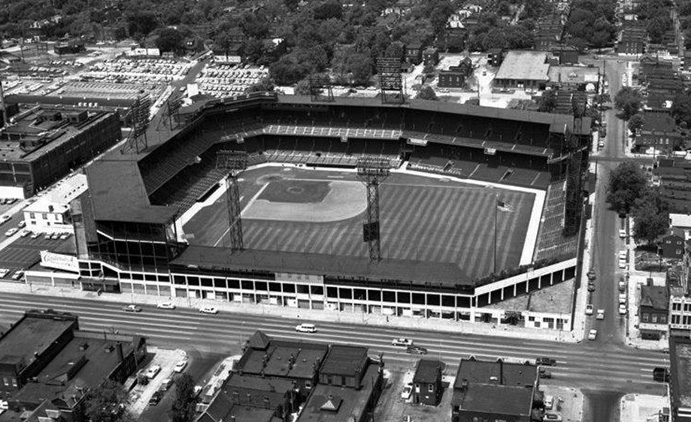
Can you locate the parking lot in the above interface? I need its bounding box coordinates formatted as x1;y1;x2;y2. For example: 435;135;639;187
198;62;269;97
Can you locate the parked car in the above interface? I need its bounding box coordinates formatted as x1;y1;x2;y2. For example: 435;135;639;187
596;309;605;320
4;228;17;237
619;229;627;238
406;345;428;355
295;323;317;333
0;269;10;278
536;357;556;366
618;280;626;292
123;304;142;313
161;378;174;390
199;306;218;314
539;368;552;379
50;232;60;240
144;365;161;379
544;395;554;409
588;329;598;340
392;338;414;347
148;390;163;406
30;232;40;239
157;301;175;309
44;233;51;240
585;304;594;315
173;360;188;373
17;221;25;228
619;304;627;315
543;412;563;421
588;281;596;292
619;293;627;304
59;232;71;240
401;384;413;400
11;270;24;280
19;229;30;237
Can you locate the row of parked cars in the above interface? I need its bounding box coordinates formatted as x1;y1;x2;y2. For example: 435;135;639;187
123;303;219;314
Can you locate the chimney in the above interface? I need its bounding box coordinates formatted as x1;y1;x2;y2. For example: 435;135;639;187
116;342;124;363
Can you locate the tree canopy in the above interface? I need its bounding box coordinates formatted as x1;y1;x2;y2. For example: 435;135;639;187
607;161;649;214
672;90;691;127
83;380;134;422
614;87;644;120
631;188;669;245
416;86;438;101
169;374;197;422
538;90;557;113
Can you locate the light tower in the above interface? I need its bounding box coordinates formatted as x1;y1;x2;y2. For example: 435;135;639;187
216;150;248;252
356;156;391;262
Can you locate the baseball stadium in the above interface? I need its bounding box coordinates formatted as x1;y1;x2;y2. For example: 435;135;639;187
71;92;589;326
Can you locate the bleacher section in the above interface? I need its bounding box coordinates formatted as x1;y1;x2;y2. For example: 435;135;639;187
533;181;579;261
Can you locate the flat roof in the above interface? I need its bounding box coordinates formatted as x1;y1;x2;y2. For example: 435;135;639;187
548;66;599;85
172;246;470;287
14;333;134;407
86;160;178;224
320;346;368;377
671;337;691;411
454;359;537;388
413;359;443;384
297;364;379;422
453;383;534;416
24;173;88;214
238;339;328;380
495;51;550;82
0;311;76;369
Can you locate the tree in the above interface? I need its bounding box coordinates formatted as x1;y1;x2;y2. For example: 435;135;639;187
416;86;438;100
83;380;133;422
631;188;669;245
672;90;691;127
538;90;557;112
155;27;184;54
169;374;197;422
614;86;643;120
246;77;275;93
607;161;648;214
295;78;311;95
628;113;644;133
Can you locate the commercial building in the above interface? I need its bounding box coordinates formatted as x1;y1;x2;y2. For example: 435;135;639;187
0;309;146;421
639;284;669;340
617;25;647;55
451;358;540;422
494;51;550;91
0;104;121;197
670;336;691;421
438;57;473;88
23;173;88;234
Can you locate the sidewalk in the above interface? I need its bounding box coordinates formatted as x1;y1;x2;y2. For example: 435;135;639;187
620;393;669;422
2;280;581;343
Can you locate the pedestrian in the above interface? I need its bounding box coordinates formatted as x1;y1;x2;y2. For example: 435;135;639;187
386;316;389;323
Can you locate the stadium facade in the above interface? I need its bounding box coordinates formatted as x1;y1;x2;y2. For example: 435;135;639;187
29;93;590;329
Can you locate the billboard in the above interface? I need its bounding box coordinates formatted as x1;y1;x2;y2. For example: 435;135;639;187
40;250;79;273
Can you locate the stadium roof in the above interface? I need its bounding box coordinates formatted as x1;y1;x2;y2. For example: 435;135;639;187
171;246;471;287
86;160;178;224
5;94;137;108
495;51;550;83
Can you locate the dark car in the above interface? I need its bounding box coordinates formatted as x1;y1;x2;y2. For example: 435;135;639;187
536;357;556;366
588;281;596;292
539;368;552;379
406;345;428;355
148;391;163;406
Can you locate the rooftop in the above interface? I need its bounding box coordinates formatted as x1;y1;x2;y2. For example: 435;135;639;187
319;345;369;377
670;337;691;410
13;333;134;408
495;51;550;82
297;364;380;422
640;112;678;134
640;285;669;311
24;173;88;215
0;310;76;370
413;359;443;384
548;66;599;85
86;160;178;224
452;359;538;417
238;338;328;380
198;401;280;422
172;246;471;287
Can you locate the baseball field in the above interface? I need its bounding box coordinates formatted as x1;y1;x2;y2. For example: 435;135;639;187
183;166;537;280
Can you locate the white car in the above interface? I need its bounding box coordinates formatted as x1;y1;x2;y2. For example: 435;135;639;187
144;365;161;379
19;229;30;237
17;221;25;228
585;304;594;315
618;250;627;260
392;338;414;347
619;293;627;304
619;304;627;315
295;323;317;333
596;309;605;320
401;384;412;400
30;232;40;239
59;232;71;240
11;270;24;280
157;301;176;309
4;228;17;237
619;229;627;238
618;260;627;269
588;329;598;340
173;360;188;373
199;306;218;314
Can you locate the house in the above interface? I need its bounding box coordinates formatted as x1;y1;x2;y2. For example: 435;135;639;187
659;230;686;260
438;57;473;88
639;284;669;340
633;112;682;153
617;26;647;55
23;173;88;234
422;47;439;66
412;360;443;406
451;358;540;422
406;42;425;65
494;51;550;91
487;48;505;67
297;345;384;422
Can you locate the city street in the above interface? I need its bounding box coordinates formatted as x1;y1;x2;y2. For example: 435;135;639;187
0;292;668;397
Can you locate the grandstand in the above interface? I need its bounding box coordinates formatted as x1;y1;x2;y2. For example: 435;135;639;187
71;93;589;323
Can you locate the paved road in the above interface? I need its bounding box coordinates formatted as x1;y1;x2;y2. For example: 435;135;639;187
0;293;668;396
